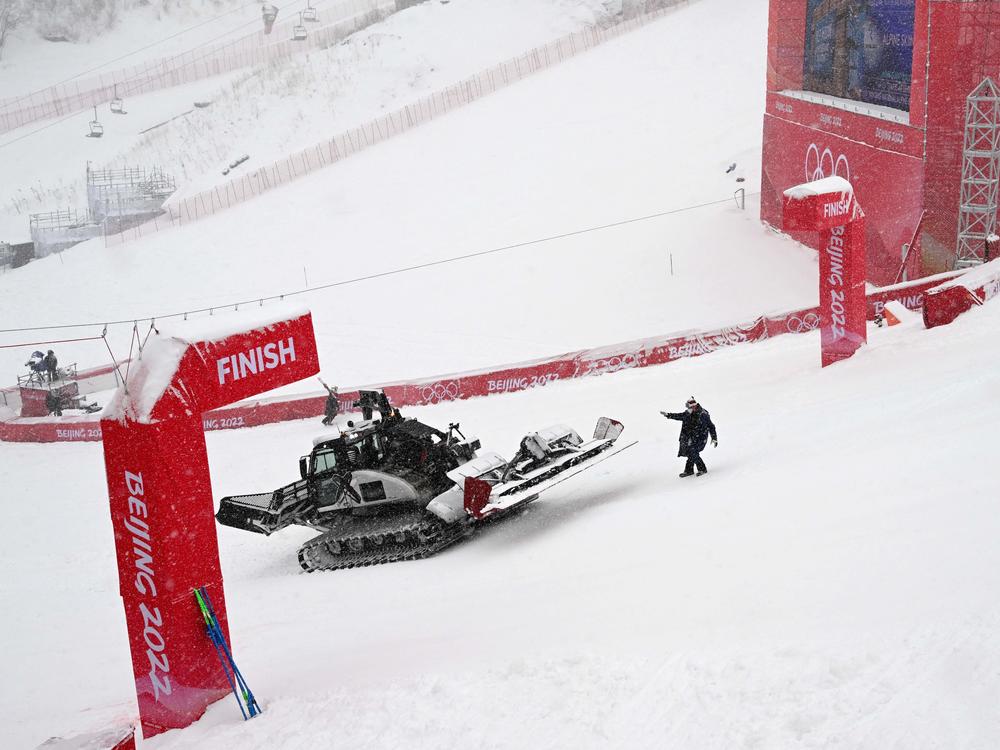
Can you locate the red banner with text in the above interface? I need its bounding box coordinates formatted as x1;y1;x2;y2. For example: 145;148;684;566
0;274;970;445
101;312;319;738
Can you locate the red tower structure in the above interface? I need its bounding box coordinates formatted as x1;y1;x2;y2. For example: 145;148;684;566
761;0;1000;285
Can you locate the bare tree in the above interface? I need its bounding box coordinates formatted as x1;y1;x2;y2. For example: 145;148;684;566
0;0;24;61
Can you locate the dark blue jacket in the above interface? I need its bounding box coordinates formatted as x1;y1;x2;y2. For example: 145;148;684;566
664;407;717;457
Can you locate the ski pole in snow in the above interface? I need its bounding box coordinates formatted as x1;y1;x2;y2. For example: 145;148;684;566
194;586;262;720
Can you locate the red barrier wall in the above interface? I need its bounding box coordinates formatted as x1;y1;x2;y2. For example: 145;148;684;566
923;258;1000;328
1;275;957;444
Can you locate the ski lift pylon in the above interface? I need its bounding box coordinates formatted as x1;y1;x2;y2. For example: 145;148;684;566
303;0;318;22
292;12;307;41
86;106;104;138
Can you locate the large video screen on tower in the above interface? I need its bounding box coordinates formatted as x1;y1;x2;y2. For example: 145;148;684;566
802;0;915;111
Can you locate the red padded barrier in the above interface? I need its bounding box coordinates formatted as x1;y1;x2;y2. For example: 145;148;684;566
0;274;971;444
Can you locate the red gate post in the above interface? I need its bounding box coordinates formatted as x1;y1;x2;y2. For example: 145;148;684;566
100;309;319;739
782;176;867;366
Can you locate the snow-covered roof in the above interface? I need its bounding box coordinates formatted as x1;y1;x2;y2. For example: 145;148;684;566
103;303;311;423
159;303;310;344
953;257;1000;292
782;176;853;200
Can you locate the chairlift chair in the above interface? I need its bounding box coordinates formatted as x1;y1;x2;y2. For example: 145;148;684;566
292;12;308;41
262;4;279;34
303;0;318;22
110;85;126;115
86;106;104;138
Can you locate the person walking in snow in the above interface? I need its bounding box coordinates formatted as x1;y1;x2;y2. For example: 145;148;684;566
319;379;339;426
660;397;717;477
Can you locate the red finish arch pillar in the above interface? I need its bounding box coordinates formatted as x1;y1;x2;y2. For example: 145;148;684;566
783;176;868;367
100;309;319;738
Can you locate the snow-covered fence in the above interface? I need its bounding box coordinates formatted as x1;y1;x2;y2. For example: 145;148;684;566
0;0;394;135
104;0;692;246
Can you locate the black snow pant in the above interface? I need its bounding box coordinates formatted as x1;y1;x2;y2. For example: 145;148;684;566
684;451;707;474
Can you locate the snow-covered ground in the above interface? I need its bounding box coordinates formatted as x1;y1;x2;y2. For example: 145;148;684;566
5;301;1000;749
0;0;806;391
5;0;997;748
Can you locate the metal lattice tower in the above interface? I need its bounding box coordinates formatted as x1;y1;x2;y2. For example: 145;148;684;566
956;77;1000;268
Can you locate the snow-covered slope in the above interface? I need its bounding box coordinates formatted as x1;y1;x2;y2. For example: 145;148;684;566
5;300;999;749
3;1;998;748
0;0;810;393
124;0;619;199
0;0;615;240
0;0;253;98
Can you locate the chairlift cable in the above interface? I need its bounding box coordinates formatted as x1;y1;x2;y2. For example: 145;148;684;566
0;335;104;349
0;194;761;334
1;2;262;107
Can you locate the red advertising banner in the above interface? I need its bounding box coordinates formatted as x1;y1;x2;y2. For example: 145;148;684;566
764;93;923;159
783;177;867;366
817;216;868;366
782;176;859;232
866;269;964;319
0;272;972;445
100;311;319;739
102;415;231;737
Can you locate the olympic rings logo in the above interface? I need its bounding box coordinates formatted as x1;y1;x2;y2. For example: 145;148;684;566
785;312;821;333
584;351;643;375
805;143;850;183
418;380;459;404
